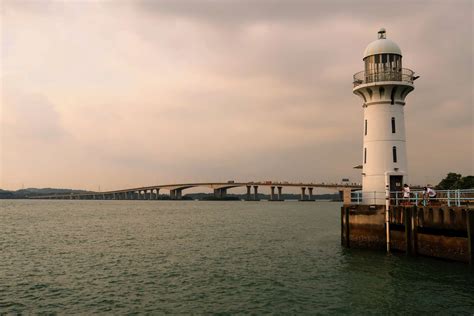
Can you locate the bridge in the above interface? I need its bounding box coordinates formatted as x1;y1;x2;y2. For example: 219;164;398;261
29;182;361;201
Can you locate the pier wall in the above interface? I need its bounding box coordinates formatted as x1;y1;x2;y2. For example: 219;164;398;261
341;205;474;263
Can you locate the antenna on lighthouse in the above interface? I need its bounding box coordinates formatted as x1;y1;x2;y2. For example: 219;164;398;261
378;28;386;39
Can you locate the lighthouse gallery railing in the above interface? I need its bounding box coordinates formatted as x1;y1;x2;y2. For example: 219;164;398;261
353;68;415;87
351;189;474;206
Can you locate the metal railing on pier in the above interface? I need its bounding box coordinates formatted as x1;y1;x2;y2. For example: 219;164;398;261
353;68;415;87
351;189;474;206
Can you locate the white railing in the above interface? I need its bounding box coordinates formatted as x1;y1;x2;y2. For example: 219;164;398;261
351;189;474;206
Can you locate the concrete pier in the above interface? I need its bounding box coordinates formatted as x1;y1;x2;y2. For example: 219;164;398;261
341;204;474;264
277;186;283;201
253;186;259;201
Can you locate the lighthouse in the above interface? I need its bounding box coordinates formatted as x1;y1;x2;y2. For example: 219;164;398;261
353;28;416;204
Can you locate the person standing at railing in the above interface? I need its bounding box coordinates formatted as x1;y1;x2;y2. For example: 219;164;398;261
403;184;411;205
423;186;437;205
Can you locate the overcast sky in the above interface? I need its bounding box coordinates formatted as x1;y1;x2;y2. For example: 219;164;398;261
1;0;472;191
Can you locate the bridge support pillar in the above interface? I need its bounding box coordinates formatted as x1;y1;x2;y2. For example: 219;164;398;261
246;186;251;201
300;187;307;201
277;186;283;201
308;188;314;201
253;186;259;201
170;189;182;200
340;188;354;205
270;186;276;201
214;188;227;199
155;189;160;200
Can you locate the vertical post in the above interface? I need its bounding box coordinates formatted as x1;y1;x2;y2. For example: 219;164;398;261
308;187;314;201
447;190;451;207
384;177;390;253
246;186;251;201
411;205;418;256
270;186;275;201
467;209;474;265
404;207;412;255
253;186;258;201
345;207;350;247
341;207;344;246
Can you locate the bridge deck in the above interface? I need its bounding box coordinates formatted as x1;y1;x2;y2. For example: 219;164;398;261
29;182;361;199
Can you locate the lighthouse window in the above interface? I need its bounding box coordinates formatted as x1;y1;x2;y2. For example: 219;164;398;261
391;117;396;133
364;148;367;164
364;120;367;135
379;87;385;98
392;146;397;163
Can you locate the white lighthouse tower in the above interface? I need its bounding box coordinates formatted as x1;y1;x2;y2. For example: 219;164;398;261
353;28;416;204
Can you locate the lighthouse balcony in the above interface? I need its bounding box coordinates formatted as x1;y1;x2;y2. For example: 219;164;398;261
353;68;415;87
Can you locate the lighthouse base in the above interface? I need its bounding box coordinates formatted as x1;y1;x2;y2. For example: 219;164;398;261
341;205;474;264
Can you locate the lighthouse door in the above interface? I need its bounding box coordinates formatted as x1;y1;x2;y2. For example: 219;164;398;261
389;176;403;192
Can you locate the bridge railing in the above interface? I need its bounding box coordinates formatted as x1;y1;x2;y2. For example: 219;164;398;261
351;189;474;206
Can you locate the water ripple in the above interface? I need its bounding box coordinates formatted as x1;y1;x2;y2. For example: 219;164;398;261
0;200;473;314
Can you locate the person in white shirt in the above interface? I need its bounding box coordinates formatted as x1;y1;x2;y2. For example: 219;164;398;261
402;184;410;205
423;186;437;204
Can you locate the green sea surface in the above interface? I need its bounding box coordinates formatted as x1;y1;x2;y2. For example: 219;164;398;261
1;200;473;314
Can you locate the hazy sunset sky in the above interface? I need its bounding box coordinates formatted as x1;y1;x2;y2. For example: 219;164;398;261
1;0;472;191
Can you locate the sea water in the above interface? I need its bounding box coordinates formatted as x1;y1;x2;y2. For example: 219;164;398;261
1;200;473;314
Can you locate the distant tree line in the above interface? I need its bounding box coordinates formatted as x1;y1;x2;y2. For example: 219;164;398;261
436;173;474;190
